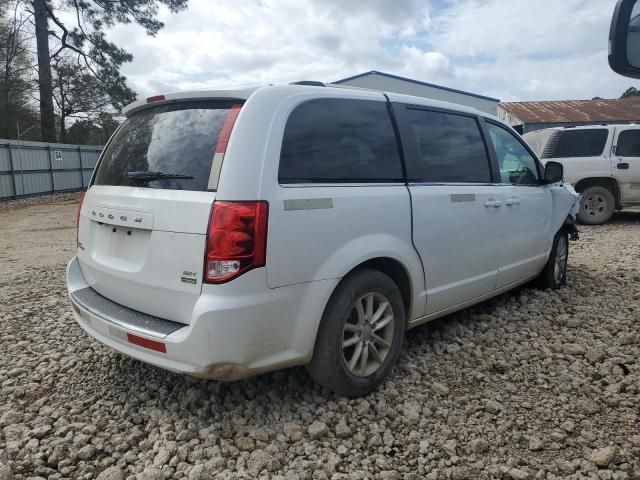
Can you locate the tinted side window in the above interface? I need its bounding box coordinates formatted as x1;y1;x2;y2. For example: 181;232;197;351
617;129;640;156
278;99;403;183
542;129;609;158
487;123;540;185
404;108;491;183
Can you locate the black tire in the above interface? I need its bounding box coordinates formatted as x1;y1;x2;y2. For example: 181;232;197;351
538;230;569;289
306;269;405;398
577;185;615;225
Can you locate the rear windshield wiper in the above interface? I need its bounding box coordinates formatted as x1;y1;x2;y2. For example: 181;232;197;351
126;170;194;181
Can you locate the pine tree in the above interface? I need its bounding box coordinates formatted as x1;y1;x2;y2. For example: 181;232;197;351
0;1;39;140
30;0;187;141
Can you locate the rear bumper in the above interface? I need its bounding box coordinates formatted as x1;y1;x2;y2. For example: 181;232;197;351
66;256;338;380
70;286;185;338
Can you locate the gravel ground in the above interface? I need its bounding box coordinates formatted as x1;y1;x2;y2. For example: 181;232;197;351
0;195;638;480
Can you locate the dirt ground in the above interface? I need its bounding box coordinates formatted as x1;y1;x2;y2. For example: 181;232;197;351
0;193;81;277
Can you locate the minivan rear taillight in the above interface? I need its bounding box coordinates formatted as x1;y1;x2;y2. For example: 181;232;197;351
204;201;268;283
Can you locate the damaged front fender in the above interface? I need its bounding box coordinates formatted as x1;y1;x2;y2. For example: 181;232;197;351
549;182;581;240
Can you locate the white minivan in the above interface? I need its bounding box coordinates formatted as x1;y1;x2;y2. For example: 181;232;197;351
67;84;579;397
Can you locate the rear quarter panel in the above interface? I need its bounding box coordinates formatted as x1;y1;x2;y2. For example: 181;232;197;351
265;184;423;307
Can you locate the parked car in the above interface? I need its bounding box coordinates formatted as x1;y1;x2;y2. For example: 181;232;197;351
67;84;580;397
524;125;640;224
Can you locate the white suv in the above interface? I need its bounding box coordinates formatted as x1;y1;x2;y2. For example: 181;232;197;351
524;124;640;224
67;84;579;397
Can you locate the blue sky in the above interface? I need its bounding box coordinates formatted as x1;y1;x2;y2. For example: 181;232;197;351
104;0;639;102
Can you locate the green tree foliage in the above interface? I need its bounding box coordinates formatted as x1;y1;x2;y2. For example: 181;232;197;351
52;55;135;142
620;87;640;98
0;1;40;140
31;0;188;142
66;112;121;145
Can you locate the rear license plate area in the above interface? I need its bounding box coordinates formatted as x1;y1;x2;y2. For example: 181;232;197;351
89;222;151;270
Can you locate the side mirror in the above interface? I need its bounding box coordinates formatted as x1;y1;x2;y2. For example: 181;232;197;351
543;161;564;184
609;0;640;78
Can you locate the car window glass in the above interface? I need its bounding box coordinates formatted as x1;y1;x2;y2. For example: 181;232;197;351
487;123;540;185
94;100;239;191
404;108;491;183
616;129;640;156
278;98;403;183
542;129;608;158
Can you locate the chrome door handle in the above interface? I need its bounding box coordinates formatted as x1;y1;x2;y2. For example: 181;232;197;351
484;200;502;208
506;198;520;206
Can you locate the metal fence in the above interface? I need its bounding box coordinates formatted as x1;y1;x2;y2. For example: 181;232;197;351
0;139;103;200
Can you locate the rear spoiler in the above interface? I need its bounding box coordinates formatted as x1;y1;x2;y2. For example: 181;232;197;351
122;86;262;117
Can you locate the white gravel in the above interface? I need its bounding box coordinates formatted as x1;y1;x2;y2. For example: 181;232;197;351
0;195;639;480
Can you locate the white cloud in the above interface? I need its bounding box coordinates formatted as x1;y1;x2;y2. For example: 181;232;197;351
103;0;635;102
425;0;633;101
430;0;611;58
398;47;455;80
454;51;632;102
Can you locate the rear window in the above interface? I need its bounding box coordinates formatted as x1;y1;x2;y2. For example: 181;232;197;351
93;100;241;191
542;129;609;159
278;98;403;183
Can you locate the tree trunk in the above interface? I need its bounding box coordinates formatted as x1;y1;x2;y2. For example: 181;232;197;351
59;116;66;142
1;70;9;138
2;13;16;137
33;0;56;142
59;80;66;143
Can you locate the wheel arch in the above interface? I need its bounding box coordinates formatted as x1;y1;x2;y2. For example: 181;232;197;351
325;256;418;327
574;177;622;209
353;257;412;321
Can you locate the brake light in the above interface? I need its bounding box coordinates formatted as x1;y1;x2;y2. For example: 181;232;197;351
204;201;268;283
76;192;85;243
146;94;165;103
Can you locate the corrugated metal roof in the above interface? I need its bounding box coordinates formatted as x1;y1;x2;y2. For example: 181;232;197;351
499;97;640;124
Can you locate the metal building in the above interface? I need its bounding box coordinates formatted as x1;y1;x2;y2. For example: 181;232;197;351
0;139;102;200
498;97;640;134
332;70;500;115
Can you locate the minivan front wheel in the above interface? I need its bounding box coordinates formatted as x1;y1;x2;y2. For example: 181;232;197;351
307;269;405;398
538;230;569;289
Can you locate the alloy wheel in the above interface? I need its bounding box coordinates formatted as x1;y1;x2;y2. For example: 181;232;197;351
341;292;395;377
554;236;568;284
